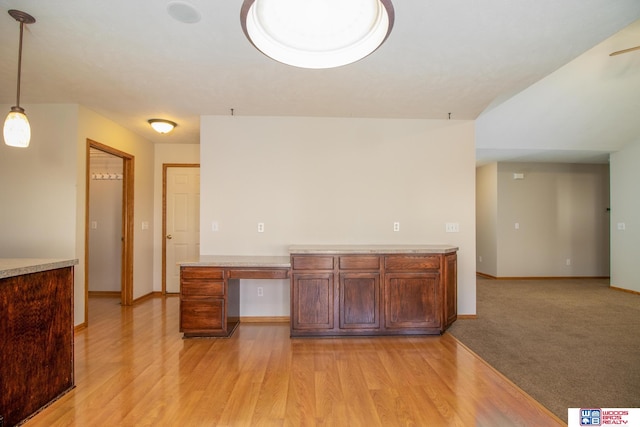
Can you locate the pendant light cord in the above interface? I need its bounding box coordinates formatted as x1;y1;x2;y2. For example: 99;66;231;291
16;21;25;107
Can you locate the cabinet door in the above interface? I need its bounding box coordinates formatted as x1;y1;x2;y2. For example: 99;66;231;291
384;272;440;329
339;272;380;329
291;273;334;331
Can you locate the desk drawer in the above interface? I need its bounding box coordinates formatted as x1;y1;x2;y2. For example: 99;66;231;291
384;255;440;271
181;300;224;330
182;280;225;297
339;255;380;270
292;256;334;270
181;267;224;280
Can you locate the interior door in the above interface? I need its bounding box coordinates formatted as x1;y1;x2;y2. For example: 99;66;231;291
165;166;200;293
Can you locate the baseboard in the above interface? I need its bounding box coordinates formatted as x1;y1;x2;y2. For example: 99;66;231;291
88;291;120;297
610;285;640;296
133;291;163;304
457;314;477;319
74;323;87;333
240;316;290;323
477;273;610;280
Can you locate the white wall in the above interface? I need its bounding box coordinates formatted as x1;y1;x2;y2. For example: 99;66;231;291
610;139;640;292
200;116;477;315
0;104;81;320
496;162;610;277
0;104;78;259
88;177;122;292
1;104;155;324
476;163;498;276
77;106;155;303
153;143;200;291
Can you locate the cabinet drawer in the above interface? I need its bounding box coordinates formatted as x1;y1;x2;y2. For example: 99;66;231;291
182;280;225;297
292;256;334;270
181;300;224;330
384;255;440;271
339;255;380;270
181;267;224;280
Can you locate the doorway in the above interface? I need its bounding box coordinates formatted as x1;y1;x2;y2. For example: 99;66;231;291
163;164;200;293
85;140;134;324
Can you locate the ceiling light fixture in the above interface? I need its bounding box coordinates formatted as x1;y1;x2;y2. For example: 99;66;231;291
240;0;394;69
4;10;36;148
148;119;177;134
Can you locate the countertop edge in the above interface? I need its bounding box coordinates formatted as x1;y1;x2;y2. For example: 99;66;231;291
180;255;291;268
0;259;79;280
288;245;459;255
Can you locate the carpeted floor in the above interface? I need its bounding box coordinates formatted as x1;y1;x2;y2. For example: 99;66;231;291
447;277;640;423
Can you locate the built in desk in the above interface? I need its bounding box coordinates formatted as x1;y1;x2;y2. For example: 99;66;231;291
179;256;290;337
180;245;458;338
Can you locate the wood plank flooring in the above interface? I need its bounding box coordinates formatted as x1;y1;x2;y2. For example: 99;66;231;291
24;296;564;426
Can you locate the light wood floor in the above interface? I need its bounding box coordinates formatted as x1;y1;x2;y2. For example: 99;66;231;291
25;296;564;426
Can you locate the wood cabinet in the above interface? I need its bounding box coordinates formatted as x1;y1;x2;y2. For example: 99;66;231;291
180;267;238;337
180;259;289;338
290;250;457;337
0;264;75;427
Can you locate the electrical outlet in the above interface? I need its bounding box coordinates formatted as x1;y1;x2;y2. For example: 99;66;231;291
445;222;459;232
212;221;219;232
257;222;264;233
257;287;263;297
566;259;571;266
478;255;483;263
393;222;400;232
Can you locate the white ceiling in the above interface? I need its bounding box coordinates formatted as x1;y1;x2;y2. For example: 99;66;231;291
1;0;639;163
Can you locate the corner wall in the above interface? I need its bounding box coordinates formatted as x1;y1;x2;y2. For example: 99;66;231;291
496;162;610;277
610;139;640;292
476;163;498;276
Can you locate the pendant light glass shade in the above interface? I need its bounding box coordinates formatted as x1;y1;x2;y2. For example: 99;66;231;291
240;0;394;69
4;107;31;148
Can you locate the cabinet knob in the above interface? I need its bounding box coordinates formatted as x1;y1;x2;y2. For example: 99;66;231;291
166;234;172;240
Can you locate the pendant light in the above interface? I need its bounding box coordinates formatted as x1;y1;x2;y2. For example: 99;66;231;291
4;10;36;148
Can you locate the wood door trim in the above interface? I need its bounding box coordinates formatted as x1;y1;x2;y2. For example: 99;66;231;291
162;164;200;294
85;139;135;320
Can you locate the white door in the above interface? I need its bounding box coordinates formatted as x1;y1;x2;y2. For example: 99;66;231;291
166;166;200;293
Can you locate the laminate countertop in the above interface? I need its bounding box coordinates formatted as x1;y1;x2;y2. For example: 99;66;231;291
288;244;458;254
0;259;79;280
180;255;291;268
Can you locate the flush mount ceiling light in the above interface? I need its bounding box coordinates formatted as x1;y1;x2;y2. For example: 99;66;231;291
148;119;177;134
240;0;394;69
4;10;36;148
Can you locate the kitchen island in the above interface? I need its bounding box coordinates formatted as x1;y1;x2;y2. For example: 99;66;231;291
0;259;77;427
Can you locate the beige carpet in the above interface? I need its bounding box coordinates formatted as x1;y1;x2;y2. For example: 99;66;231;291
447;277;640;423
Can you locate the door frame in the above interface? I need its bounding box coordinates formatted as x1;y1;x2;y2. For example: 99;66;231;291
85;139;135;321
162;163;200;294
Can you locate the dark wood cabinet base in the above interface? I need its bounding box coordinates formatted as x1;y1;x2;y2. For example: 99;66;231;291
179;249;457;339
290;251;457;337
0;266;75;427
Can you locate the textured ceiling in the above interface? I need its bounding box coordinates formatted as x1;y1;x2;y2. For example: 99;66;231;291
1;0;639;161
